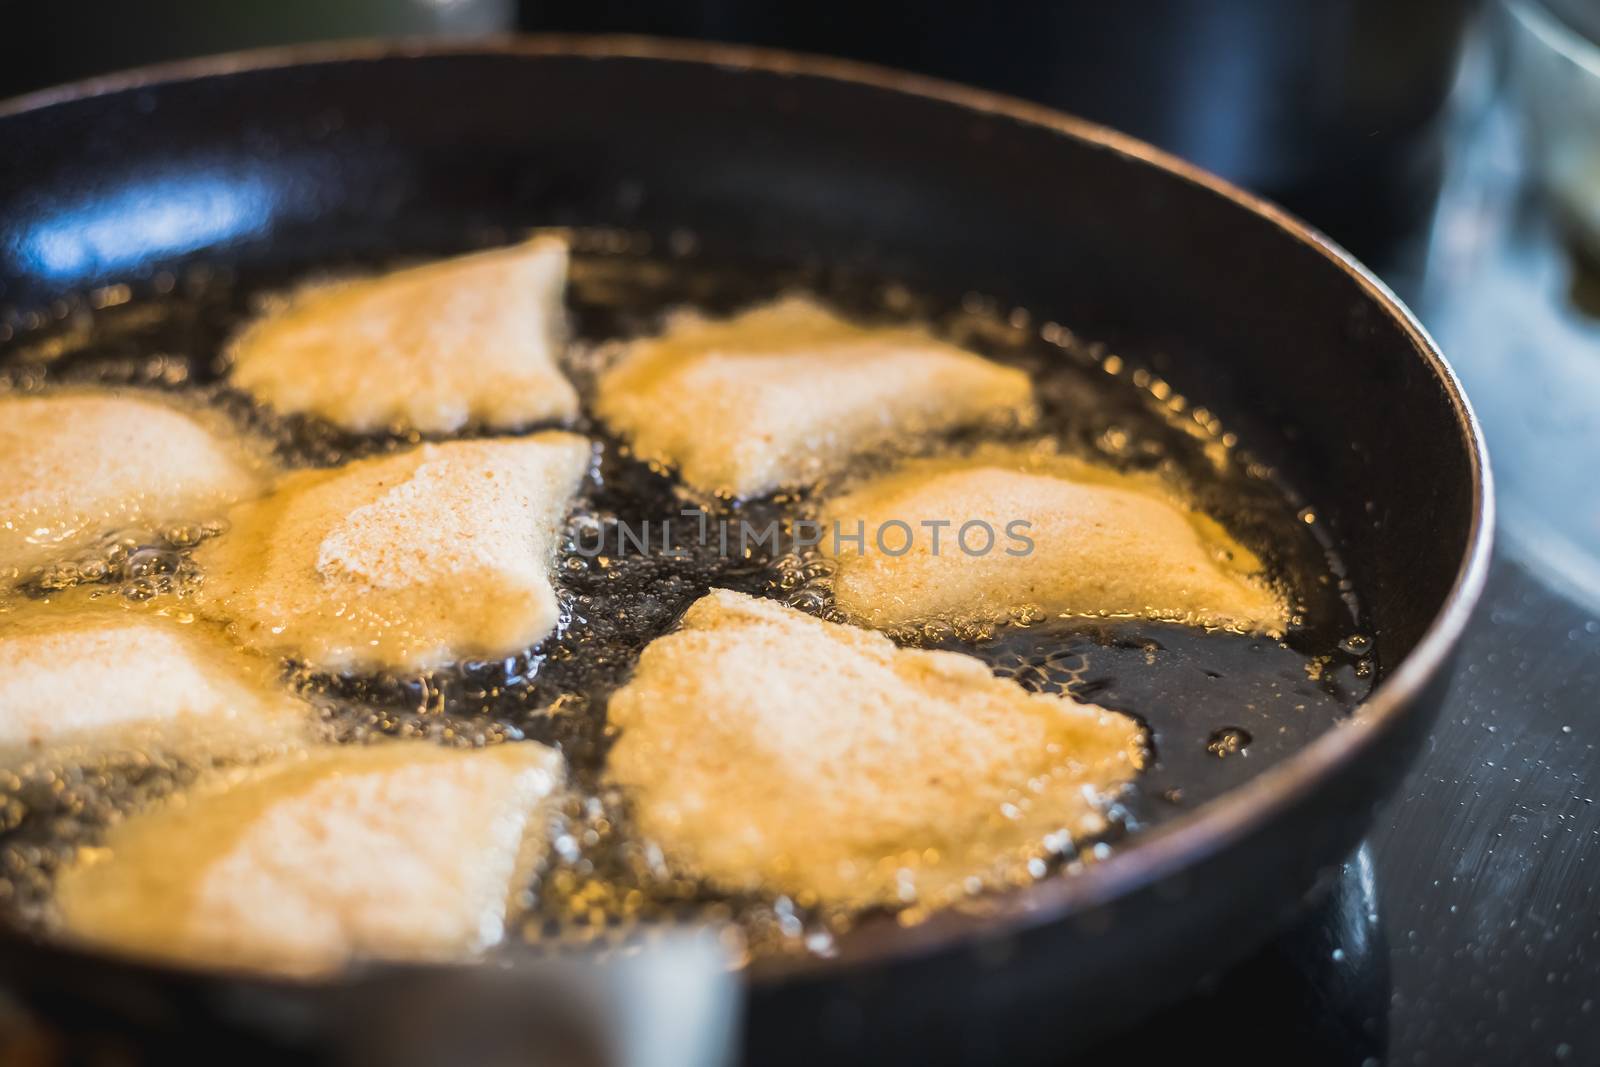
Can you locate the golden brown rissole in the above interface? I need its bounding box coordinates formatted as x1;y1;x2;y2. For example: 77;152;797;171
57;741;564;975
228;235;577;433
606;589;1145;909
194;433;591;672
0;391;264;576
593;296;1033;498
0;605;309;763
820;446;1287;634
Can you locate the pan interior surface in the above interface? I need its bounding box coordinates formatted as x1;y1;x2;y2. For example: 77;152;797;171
0;39;1484;1000
0;231;1370;962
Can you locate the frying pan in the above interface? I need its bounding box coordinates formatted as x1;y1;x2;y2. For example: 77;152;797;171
0;36;1491;1066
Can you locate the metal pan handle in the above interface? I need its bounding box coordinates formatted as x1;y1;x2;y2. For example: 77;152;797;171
330;931;742;1067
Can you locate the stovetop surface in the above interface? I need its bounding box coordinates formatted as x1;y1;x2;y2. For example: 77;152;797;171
1089;550;1600;1067
1376;552;1600;1066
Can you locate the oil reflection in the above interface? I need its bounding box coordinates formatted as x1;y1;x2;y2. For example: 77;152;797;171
21;171;272;280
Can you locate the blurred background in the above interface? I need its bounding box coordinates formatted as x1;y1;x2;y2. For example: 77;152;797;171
0;0;1476;288
2;2;1598;1064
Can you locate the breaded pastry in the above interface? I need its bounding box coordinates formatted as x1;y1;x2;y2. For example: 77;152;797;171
194;434;591;672
228;236;577;433
56;741;563;975
0;606;308;762
820;446;1287;633
0;392;262;576
593;296;1033;498
605;589;1144;909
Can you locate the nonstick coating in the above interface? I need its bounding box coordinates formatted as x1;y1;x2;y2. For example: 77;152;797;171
0;38;1490;1066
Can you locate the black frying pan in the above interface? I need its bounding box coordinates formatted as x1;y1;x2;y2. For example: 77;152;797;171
0;37;1490;1066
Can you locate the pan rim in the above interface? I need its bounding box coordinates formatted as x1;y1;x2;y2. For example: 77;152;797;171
0;33;1494;987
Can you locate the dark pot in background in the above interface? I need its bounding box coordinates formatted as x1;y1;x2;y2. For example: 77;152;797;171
521;0;1479;285
0;1;1480;287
